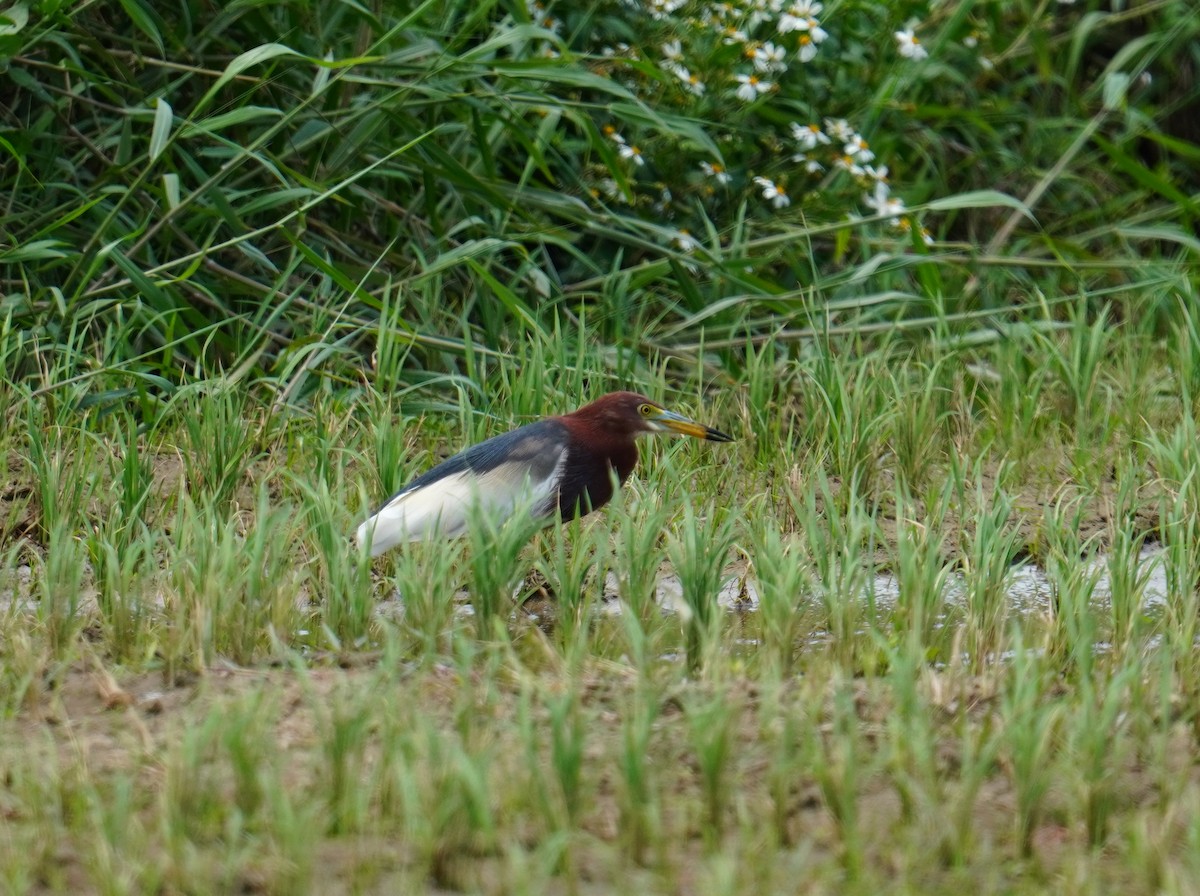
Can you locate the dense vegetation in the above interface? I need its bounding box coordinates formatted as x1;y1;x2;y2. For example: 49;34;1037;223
2;1;1200;893
2;0;1196;394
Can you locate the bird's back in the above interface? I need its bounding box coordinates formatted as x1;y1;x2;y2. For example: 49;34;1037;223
357;419;571;555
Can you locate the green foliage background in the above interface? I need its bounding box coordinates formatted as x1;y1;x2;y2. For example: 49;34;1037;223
0;0;1197;400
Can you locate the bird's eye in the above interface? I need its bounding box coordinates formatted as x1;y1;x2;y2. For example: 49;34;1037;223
639;403;654;417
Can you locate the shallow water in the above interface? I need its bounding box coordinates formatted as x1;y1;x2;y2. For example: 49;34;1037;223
600;545;1171;619
2;547;1174;632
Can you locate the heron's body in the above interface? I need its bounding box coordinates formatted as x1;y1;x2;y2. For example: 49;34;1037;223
356;391;731;557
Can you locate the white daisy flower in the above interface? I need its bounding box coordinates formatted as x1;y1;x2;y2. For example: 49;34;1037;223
672;65;706;95
824;118;854;142
701;161;733;185
753;41;788;72
844;135;874;163
834;154;865;178
895;28;928;60
618;142;645;166
791;122;831;150
793;153;825;173
734;72;773;101
674;229;699;252
753;175;790;208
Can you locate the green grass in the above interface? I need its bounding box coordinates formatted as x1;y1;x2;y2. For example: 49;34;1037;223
3;307;1200;893
3;0;1200;891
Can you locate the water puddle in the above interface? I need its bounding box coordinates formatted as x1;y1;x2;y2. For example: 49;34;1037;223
1;547;1175;635
599;545;1171;618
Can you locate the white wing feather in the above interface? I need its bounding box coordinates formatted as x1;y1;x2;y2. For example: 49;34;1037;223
356;448;567;557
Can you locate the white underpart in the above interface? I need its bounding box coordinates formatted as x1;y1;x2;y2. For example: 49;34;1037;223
356;448;568;557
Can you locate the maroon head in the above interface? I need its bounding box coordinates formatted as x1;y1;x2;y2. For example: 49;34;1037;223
564;391;734;442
